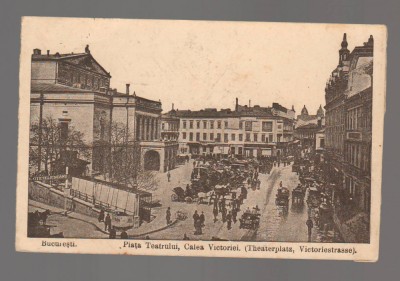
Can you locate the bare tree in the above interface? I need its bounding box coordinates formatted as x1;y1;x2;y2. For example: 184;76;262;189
108;121;159;191
29;116;90;175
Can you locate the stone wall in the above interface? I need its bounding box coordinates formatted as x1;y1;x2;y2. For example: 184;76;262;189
29;181;99;218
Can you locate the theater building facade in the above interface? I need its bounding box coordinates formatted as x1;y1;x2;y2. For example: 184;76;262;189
30;46;177;175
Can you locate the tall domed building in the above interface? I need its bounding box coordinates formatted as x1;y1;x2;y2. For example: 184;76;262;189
296;105;325;128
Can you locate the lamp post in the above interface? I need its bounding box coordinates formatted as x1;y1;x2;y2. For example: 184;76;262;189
64;166;69;215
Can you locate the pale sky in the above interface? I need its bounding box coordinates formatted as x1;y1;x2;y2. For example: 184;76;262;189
22;18;376;115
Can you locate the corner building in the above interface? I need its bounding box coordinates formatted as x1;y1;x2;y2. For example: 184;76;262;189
173;100;295;158
325;34;373;243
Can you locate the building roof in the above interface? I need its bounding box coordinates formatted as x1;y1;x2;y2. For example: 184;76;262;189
173;106;275;119
32;52;88;60
297;114;318;121
31;82;96;93
32;46;111;78
296;123;320;130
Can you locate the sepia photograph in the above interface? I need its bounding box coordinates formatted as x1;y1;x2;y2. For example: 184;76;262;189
16;17;386;260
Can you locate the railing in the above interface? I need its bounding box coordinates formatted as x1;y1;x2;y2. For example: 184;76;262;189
70;189;94;204
70;189;134;214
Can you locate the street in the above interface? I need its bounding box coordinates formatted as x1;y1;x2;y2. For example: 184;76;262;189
29;159;337;242
145;160;335;242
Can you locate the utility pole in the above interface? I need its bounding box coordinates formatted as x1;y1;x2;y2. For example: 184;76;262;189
64;166;69;215
37;92;44;172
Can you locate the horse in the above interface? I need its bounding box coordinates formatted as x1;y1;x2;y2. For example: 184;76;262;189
38;209;51;225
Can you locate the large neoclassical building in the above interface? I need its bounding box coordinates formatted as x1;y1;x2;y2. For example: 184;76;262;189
30;46;177;175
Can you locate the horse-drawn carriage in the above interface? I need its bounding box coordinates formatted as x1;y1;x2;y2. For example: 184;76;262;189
239;212;261;230
292;186;305;204
275;187;290;207
306;186;321;208
171;186;194;203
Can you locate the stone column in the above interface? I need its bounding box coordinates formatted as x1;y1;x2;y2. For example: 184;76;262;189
154;119;159;140
146;118;150;140
150;118;154;140
143;117;149;140
141;117;145;141
136;116;141;140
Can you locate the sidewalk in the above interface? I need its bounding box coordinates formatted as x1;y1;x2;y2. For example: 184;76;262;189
28;199;177;238
29;199;108;235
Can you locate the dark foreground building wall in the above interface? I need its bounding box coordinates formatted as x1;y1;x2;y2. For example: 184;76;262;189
325;34;373;243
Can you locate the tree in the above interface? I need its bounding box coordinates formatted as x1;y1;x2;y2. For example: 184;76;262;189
29;116;90;175
108;121;158;191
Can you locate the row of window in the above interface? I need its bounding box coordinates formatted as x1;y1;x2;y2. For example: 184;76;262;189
344;142;371;172
182;132;275;143
181;120;274;132
182;120;227;130
326;104;372;131
161;122;179;131
59;69;107;91
346;105;372;131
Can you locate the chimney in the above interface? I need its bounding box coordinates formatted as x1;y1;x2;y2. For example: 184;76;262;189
126;84;130;95
249;100;251;107
33;49;41;55
235;98;238;112
47;50;50;56
172;103;174;110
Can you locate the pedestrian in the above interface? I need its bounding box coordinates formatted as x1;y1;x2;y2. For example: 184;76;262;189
183;233;190;240
226;211;232;230
235;198;241;212
98;209;105;222
213;196;218;210
120;230;128;239
232;208;237;223
213;207;218;223
105;213;112;232
222;207;227;223
193;210;200;235
279;181;283;188
306;217;314;242
221;197;226;210
218;199;223;212
109;226;116;239
70;199;76;212
196;219;202;235
231;199;236;212
167;170;171;182
253;205;260;213
166;207;171;225
199;211;205;228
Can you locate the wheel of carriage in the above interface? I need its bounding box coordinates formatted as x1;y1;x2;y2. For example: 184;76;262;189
171;194;178;202
185;197;193;204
